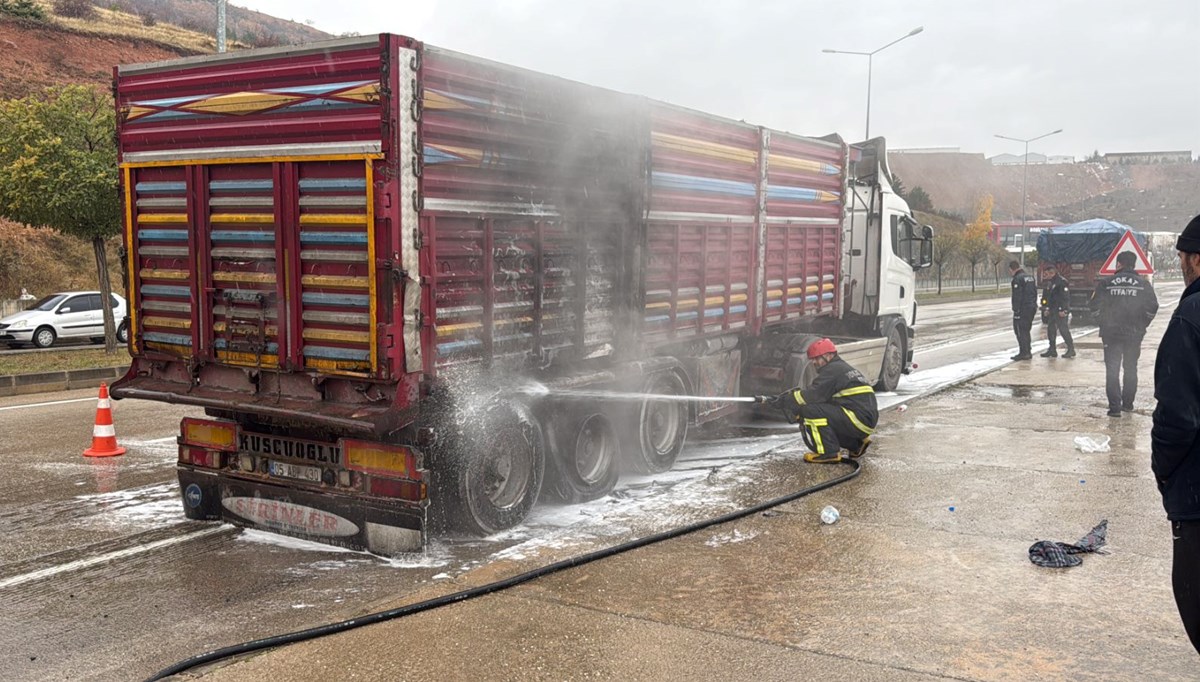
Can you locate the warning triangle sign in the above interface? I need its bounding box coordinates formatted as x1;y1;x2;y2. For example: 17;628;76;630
1098;230;1154;275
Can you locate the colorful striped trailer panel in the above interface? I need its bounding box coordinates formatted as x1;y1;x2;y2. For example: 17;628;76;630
115;37;408;380
418;46;633;373
761;131;845;323
643;105;759;342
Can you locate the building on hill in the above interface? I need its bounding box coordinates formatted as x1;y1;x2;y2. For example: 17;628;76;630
989;220;1064;248
988;153;1075;166
890;147;962;155
1103;151;1193;165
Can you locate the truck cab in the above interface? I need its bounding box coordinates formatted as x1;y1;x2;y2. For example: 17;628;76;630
841;138;933;389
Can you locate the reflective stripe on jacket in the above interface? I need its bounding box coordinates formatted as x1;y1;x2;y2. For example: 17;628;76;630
783;355;879;430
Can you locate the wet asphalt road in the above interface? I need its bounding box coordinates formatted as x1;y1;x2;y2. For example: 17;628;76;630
2;291;1158;681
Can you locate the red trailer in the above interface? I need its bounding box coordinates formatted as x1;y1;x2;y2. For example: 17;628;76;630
112;35;931;553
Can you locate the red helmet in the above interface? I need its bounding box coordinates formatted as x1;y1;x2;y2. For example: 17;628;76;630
807;337;837;359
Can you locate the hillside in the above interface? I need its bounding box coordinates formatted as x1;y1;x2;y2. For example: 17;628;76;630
0;2;330;302
0;1;331;98
0;18;187;97
890;152;1200;235
117;0;330;47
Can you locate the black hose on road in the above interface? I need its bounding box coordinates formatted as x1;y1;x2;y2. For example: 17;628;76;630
147;457;861;681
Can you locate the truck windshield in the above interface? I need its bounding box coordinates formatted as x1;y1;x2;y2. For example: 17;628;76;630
28;295;67;312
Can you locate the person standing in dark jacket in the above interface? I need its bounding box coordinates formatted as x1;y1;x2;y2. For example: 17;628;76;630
1090;251;1158;417
770;338;878;464
1151;213;1200;654
1039;265;1076;358
1009;260;1038;360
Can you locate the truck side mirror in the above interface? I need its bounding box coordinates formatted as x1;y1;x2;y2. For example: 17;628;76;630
919;225;934;269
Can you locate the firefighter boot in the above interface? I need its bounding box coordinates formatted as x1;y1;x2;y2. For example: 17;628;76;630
850;437;872;459
804;451;843;464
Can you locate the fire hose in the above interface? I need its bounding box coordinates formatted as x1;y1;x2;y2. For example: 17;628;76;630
146;455;860;680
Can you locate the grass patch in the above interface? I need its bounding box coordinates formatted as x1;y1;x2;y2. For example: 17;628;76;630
0;347;128;375
30;0;225;53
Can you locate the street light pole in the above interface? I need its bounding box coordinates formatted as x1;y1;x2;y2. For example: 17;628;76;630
824;26;924;140
995;129;1063;267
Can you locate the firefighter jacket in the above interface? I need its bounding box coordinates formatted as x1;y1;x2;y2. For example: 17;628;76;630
1041;274;1071;313
1011;269;1038;317
1151;276;1200;520
1089;266;1159;340
780;355;878;430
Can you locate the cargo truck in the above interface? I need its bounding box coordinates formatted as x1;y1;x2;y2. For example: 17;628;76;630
1036;219;1151;321
111;34;933;554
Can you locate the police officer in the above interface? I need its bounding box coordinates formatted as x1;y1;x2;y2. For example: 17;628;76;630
1009;260;1038;360
763;338;878;464
1090;250;1158;417
1039;265;1075;358
1152;213;1200;653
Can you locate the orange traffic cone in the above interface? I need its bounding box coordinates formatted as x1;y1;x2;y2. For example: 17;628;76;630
83;382;126;458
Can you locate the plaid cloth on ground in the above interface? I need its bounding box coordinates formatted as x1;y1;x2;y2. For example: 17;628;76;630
1028;520;1109;568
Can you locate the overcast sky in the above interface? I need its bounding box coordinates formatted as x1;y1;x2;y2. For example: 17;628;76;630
235;0;1199;159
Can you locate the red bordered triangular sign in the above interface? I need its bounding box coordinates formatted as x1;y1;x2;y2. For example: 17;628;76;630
1098;230;1154;275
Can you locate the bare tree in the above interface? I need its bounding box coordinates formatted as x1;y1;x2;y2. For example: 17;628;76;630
932;230;964;295
962;236;993;293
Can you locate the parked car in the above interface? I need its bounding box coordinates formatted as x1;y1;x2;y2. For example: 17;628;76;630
0;292;129;348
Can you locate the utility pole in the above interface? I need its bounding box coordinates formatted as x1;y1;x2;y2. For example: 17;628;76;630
995;128;1063;267
216;0;227;53
823;27;924;140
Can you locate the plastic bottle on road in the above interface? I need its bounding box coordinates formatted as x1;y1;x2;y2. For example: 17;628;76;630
820;505;840;524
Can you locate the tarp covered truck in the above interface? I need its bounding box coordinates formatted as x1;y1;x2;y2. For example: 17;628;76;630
1037;219;1150;319
112;34;932;554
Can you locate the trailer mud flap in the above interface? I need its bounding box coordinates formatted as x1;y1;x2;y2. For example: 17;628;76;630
177;469;425;555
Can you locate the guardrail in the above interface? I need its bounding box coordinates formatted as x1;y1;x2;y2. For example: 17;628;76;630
0;366;127;397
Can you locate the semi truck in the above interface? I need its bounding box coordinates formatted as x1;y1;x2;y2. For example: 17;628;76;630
111;34;933;554
1036;219;1151;320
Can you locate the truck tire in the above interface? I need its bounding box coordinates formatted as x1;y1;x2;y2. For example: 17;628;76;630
448;401;545;535
547;412;620;503
874;322;906;392
625;372;688;474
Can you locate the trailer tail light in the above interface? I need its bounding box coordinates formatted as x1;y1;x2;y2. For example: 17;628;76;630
180;418;239;451
342;439;421;480
367;477;426;501
181;447;225;469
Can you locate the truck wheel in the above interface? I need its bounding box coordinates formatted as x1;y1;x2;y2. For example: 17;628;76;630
548;413;620;503
625;372;688;474
450;401;545;536
875;323;906;392
32;326;56;349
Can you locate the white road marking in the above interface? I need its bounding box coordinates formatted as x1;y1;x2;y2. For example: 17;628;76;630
0;527;226;590
0;397;94;412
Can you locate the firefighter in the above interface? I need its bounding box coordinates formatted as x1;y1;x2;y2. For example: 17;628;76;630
1091;250;1158;417
1039;265;1076;358
761;338;879;464
1009;260;1038;360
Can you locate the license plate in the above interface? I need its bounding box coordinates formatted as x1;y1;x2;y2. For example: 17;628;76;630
269;460;322;483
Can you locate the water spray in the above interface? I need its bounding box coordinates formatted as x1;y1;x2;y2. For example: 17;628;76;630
514;381;769;404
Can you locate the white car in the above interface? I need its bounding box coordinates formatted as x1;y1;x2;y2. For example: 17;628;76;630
0;291;130;348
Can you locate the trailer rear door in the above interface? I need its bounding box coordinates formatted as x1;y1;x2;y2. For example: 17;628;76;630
125;156;381;377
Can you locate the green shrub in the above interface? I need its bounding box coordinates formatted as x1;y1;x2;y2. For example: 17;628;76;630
0;0;47;20
52;0;97;20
